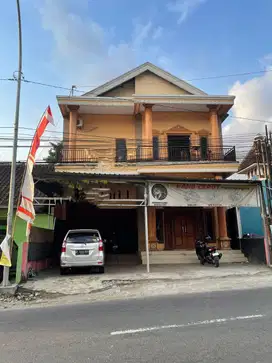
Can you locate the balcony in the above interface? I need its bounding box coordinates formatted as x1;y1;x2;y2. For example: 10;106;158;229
58;145;236;164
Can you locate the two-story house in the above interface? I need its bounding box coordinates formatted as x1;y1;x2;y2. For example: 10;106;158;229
55;62;256;265
236;141;266;237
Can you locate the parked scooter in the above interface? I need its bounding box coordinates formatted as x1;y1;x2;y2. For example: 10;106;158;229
195;236;222;267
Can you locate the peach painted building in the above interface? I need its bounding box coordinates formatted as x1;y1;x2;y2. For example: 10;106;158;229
56;62;246;263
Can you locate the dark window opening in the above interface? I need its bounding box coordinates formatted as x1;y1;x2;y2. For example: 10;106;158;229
116;139;127;162
200;136;208;159
168;135;190;161
153;136;159;160
204;210;214;240
156;209;164;243
0;219;6;240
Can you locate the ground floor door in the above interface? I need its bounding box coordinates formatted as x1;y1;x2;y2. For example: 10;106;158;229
174;215;195;249
165;208;202;250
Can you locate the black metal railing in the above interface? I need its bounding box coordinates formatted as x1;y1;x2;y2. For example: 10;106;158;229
58;145;236;164
58;149;98;163
117;145;237;163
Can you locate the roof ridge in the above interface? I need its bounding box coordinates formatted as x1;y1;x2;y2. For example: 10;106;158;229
83;62;207;97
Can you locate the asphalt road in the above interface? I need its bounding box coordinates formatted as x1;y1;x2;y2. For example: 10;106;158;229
1;287;272;363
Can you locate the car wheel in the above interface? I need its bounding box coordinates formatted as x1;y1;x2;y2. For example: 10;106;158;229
60;267;68;275
99;266;105;274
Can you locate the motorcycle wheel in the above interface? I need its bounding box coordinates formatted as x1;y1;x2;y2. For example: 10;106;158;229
214;256;220;268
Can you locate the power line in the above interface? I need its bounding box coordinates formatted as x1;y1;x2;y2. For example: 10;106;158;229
22;79;83;93
0;125;266;143
229;115;272;123
1;67;272;93
76;69;272;87
187;69;272;81
0;77;84;93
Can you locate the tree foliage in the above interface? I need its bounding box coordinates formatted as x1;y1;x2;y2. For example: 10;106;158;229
44;141;63;163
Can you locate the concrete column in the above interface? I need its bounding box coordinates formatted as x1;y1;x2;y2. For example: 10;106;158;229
209;107;220;146
68;105;79;161
212;207;220;249
209;106;222;160
142;104;153;159
218;206;230;249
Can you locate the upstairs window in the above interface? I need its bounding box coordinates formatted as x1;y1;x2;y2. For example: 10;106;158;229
116;139;127;162
153;136;159;160
200;136;208;159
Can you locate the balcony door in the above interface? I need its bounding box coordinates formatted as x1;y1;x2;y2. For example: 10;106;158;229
168;135;190;161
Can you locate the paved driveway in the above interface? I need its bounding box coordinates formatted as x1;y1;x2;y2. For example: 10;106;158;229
23;263;271;296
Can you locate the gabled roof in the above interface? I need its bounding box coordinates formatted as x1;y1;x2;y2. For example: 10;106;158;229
0;163;55;207
84;62;207;97
238;147;256;173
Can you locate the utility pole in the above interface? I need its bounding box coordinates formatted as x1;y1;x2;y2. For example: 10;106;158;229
254;130;272;265
2;0;23;287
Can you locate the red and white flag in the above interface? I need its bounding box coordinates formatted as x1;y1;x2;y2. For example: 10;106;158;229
17;106;54;227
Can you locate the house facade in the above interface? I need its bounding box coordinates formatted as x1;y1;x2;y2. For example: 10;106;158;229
237;145;265;237
55;62;244;261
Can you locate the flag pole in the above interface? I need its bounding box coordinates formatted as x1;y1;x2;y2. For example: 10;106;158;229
2;0;22;287
11;108;47;239
10;108;47;273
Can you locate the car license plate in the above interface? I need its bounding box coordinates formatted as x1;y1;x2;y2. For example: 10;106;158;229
212;252;219;257
76;250;89;255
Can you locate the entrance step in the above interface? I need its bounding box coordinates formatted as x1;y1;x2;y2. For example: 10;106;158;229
105;254;141;265
141;250;247;265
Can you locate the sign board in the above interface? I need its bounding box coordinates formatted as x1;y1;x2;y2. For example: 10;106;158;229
149;183;259;208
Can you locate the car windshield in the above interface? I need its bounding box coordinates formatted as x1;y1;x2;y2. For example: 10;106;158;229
67;231;100;243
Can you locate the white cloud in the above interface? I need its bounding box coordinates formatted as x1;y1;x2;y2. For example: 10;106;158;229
158;56;172;68
167;0;207;24
132;21;153;48
38;0;163;89
223;57;272;162
152;26;163;40
223;65;272;138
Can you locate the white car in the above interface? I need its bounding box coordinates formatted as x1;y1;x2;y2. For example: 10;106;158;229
60;229;105;274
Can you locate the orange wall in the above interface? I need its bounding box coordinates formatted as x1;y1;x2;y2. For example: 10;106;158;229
135;71;191;95
78;114;135;141
153;112;210;132
73;111;210;143
97;71;192;97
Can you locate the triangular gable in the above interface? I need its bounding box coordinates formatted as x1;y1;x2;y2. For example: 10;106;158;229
238;146;256;173
84;62;207;97
165;125;193;134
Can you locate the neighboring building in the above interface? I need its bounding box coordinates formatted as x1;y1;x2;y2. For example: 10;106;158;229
237;146;264;237
0;163;57;282
54;62;257;264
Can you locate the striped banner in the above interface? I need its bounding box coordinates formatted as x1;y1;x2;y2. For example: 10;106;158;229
17;106;54;227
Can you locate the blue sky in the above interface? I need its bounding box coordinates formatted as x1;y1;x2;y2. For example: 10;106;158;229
0;0;272;160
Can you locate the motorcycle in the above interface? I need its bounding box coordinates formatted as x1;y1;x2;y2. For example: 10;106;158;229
195;236;222;267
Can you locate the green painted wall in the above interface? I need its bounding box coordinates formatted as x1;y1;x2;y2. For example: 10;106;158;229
0;209;54;245
0;208;54;283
